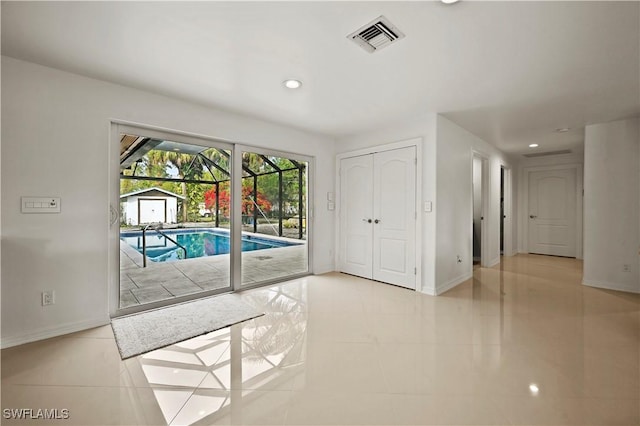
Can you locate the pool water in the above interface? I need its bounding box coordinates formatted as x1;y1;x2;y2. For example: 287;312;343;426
120;229;299;263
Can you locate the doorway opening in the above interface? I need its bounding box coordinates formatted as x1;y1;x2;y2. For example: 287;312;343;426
500;166;505;255
472;154;488;267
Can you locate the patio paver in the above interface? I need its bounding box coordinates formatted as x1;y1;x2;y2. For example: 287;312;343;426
119;236;308;309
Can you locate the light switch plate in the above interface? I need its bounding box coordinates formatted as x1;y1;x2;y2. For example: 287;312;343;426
424;201;432;212
327;202;335;211
21;197;61;214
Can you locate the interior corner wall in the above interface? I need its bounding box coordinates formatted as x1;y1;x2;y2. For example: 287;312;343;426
334;114;438;295
435;115;511;294
1;56;336;347
583;117;640;293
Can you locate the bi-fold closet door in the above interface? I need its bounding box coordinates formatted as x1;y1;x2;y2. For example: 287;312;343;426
338;146;417;289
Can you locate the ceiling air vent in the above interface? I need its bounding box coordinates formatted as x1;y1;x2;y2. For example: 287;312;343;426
523;149;572;158
347;15;405;53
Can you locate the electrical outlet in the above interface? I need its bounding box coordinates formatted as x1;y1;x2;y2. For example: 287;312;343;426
622;264;630;273
42;291;55;306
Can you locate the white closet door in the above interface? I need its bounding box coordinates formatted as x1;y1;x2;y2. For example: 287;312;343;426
372;147;416;289
339;154;374;278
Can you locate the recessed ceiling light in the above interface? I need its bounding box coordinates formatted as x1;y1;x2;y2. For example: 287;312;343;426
556;128;570;133
442;0;460;3
529;144;539;148
529;384;540;394
283;79;302;89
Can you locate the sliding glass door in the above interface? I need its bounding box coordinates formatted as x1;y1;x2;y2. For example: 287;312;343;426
111;124;311;316
116;129;234;313
239;148;310;288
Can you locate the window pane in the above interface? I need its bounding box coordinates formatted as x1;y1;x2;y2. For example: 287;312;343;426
241;150;309;287
119;134;232;310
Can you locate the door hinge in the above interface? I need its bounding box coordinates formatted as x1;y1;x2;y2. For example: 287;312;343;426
414;267;417;275
414;157;418;165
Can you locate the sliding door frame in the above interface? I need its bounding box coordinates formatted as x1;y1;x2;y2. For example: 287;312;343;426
109;121;237;317
109;121;313;318
235;144;314;291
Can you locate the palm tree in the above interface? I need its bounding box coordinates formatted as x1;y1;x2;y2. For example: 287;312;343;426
145;150;203;222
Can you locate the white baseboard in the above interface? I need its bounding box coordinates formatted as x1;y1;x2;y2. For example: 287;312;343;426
488;257;501;268
313;263;335;275
1;316;111;349
436;272;473;295
582;279;640;294
419;286;437;296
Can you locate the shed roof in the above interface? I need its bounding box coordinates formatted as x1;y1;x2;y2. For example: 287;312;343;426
119;187;186;200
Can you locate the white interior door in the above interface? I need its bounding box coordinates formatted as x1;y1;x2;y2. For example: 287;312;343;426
528;168;577;257
339;154;374;278
372;147;416;289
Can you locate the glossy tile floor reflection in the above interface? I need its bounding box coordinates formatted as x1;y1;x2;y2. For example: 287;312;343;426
3;254;639;425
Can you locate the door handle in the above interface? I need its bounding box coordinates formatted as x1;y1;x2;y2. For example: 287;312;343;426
109;204;119;226
363;218;372;223
529;215;537;219
374;219;380;224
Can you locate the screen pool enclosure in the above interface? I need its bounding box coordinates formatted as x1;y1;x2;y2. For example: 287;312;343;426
120;135;307;239
121;229;301;263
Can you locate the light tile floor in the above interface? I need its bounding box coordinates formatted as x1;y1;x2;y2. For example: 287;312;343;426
2;254;639;425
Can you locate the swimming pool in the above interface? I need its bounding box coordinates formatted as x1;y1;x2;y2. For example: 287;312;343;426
120;229;300;263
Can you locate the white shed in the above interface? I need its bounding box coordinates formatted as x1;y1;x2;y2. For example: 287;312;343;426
120;187;185;225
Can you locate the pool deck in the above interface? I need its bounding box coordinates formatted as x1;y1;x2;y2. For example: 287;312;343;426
119;232;308;309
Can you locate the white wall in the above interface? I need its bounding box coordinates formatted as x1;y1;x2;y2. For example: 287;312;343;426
125;198;139;225
434;116;510;293
335;114;513;295
1;56;336;347
583;118;640;293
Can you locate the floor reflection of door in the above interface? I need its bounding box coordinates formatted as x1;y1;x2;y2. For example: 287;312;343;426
134;283;308;425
